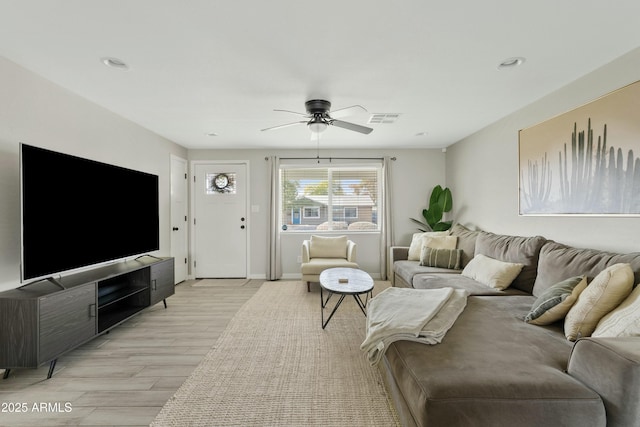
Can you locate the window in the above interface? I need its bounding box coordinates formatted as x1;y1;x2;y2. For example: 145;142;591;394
344;207;358;219
280;164;380;232
303;207;320;218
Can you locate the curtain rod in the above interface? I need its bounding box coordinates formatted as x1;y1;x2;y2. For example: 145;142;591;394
265;156;396;161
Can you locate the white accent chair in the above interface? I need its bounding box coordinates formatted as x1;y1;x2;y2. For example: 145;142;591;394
301;235;358;292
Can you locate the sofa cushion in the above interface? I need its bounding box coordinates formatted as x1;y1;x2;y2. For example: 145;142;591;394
461;254;524;290
412;273;528;296
309;235;347;258
449;223;480;267
475;232;547;294
533;241;640;298
593;284;640;338
422;235;457;250
420;247;463;270
564;263;634;341
525;276;587;325
394;261;460;287
383;295;606;427
567;337;640;427
407;231;450;261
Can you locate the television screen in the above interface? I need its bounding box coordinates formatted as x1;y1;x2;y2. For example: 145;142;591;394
20;143;160;281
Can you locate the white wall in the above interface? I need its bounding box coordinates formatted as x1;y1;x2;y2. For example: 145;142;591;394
188;148;445;279
446;47;640;253
0;57;187;292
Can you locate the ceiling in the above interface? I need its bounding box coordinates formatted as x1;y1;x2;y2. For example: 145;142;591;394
1;1;640;150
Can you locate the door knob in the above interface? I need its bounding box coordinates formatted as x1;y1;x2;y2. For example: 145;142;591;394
172;227;179;231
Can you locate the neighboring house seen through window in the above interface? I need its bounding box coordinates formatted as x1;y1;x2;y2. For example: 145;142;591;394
280;164;380;232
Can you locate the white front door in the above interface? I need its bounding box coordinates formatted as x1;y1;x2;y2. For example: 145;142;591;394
193;162;248;278
170;155;188;283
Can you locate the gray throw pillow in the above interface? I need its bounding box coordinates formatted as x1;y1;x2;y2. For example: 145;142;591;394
525;276;586;325
420;247;463;270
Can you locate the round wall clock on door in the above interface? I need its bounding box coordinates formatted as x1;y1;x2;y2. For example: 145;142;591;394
214;173;229;190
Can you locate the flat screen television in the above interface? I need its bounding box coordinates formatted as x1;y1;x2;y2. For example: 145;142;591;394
20;143;160;281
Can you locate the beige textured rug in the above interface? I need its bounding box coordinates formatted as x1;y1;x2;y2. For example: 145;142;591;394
151;280;399;426
191;278;251;287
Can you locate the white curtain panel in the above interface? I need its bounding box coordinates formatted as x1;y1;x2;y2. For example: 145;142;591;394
267;156;282;280
381;156;395;280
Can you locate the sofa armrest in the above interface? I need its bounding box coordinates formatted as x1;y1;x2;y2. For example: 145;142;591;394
302;240;311;263
389;246;410;285
390;246;409;262
346;240;357;262
567;337;640;427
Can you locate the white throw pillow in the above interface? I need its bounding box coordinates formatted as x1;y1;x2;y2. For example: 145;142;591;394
592;283;640;338
564;263;634;341
461;254;524;290
407;231;450;261
422;235;457;250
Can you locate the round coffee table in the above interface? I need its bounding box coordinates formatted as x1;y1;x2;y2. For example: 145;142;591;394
319;267;374;329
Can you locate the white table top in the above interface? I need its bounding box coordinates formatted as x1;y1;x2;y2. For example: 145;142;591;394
319;268;374;294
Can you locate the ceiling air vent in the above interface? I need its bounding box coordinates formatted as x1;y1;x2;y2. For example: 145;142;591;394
368;113;400;124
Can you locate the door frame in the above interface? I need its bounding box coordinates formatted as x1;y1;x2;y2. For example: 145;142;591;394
189;160;251;279
170;154;188;283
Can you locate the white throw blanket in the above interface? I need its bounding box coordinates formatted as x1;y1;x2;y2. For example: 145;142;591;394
360;287;468;365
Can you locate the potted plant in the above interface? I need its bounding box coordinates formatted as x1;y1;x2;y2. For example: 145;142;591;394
411;185;453;232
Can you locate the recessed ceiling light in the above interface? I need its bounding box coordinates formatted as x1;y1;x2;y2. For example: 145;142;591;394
497;57;526;70
415;132;428;137
206;132;218;137
101;57;129;71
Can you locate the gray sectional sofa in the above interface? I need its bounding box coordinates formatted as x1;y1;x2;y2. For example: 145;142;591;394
385;224;640;427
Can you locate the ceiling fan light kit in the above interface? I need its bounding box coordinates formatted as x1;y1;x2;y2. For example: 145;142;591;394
261;99;373;135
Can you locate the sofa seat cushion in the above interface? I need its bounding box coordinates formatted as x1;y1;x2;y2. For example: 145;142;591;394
300;258;359;276
394;260;461;288
412;274;529;296
383;295;606;427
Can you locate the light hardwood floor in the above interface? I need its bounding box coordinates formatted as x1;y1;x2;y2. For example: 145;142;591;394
0;279;262;426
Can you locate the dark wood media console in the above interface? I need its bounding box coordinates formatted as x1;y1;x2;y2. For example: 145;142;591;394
0;256;174;379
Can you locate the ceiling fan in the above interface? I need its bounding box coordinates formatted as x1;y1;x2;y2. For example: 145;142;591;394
261;99;373;135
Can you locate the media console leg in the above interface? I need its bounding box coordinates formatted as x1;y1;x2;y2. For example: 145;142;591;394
163;299;167;309
47;359;57;379
2;369;10;379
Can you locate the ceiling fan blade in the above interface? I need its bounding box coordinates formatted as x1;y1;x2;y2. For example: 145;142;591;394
331;119;373;134
261;121;307;132
273;109;308;117
330;105;367;119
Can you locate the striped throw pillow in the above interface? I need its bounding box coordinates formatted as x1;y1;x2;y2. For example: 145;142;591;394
420;247;463;270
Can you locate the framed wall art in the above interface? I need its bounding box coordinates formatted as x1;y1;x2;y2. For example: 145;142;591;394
519;80;640;216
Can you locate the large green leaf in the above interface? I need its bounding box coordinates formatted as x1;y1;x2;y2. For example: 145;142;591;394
412;185;453;232
440;188;453;212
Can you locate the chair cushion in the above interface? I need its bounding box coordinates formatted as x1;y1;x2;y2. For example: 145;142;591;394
309;235;347;258
301;258;359;275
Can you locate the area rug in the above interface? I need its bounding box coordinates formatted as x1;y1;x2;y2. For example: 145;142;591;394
191;278;251;287
151;280;399;426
